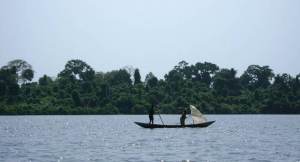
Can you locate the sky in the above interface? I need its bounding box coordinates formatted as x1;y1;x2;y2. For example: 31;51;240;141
0;0;299;82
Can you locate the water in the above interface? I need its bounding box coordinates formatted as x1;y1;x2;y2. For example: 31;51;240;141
1;115;299;162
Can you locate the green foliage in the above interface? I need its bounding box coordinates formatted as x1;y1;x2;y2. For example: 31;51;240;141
112;69;132;85
134;68;142;85
71;90;82;107
0;67;17;86
58;59;95;81
2;59;34;84
0;80;8;96
21;69;34;83
0;59;299;115
39;75;52;86
103;103;120;114
240;65;274;89
8;83;20;96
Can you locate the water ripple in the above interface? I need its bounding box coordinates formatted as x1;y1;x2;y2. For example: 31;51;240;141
0;115;299;161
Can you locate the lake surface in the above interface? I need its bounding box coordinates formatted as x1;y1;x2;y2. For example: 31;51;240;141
1;115;299;162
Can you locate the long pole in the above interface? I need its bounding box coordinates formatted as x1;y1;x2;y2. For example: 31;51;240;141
158;113;164;125
155;105;164;125
154;100;164;125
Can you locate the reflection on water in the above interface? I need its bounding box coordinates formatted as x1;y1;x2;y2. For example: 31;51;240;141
0;115;299;161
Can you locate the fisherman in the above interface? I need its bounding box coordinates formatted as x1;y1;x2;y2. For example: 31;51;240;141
180;108;187;126
149;102;155;124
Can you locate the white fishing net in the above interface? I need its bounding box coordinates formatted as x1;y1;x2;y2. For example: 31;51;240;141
190;105;208;123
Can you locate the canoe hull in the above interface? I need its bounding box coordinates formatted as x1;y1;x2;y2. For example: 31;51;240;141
134;121;215;128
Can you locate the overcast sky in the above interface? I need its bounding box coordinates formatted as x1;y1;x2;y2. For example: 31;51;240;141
1;0;299;82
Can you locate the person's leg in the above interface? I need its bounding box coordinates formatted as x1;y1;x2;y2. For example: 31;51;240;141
180;117;183;126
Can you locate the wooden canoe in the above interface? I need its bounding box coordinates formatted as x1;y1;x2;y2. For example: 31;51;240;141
134;121;215;128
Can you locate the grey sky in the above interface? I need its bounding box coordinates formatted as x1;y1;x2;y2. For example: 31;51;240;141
1;0;299;82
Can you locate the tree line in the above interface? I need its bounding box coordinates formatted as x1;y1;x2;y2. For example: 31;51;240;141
0;59;299;115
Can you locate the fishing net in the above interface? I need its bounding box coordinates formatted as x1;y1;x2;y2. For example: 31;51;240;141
190;105;208;123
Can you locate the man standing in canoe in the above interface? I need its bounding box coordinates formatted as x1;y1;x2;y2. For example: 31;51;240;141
149;102;155;124
180;108;187;126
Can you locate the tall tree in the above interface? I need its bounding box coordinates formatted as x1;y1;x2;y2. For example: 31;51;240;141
2;59;34;84
192;62;219;86
148;76;158;88
123;65;134;78
21;69;34;83
58;59;95;81
0;67;17;86
213;68;240;96
164;70;183;83
273;73;293;93
240;65;274;89
38;75;53;86
145;72;158;87
134;68;142;85
173;61;192;80
110;69;132;85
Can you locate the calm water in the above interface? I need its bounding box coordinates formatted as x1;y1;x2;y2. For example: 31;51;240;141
1;115;299;162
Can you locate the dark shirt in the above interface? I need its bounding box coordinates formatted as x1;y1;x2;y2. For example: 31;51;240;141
149;106;154;119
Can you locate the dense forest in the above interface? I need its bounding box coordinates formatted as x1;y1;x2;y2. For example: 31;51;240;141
0;59;299;115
